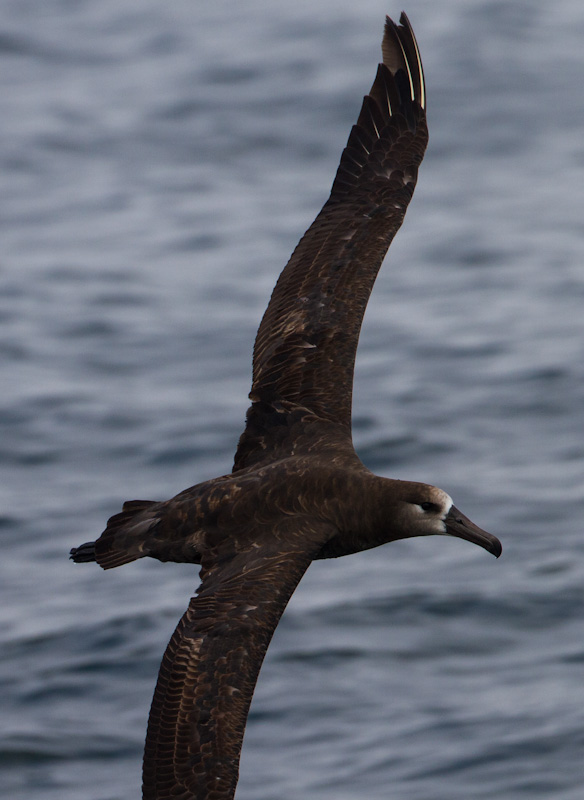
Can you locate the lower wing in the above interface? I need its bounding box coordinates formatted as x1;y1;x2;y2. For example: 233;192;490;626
142;516;336;800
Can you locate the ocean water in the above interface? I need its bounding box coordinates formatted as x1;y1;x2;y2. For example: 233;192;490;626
2;1;584;798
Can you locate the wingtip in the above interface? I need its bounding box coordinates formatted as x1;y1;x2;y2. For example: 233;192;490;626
381;12;426;111
381;15;403;73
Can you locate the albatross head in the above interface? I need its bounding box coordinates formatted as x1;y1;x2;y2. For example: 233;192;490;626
395;483;502;557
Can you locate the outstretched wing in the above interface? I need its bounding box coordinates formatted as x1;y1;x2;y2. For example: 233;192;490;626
234;14;428;471
142;517;335;800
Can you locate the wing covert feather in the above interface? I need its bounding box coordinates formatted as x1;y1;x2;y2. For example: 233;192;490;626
234;15;428;471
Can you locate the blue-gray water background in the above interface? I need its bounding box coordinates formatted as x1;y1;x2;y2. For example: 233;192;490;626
2;1;584;798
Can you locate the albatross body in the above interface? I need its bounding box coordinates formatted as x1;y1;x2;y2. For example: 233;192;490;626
71;13;501;800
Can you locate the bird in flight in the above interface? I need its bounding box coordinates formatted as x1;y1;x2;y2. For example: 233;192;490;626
71;12;501;800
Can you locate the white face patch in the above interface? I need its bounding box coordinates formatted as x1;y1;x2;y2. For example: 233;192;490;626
412;490;452;516
437;489;452;533
441;491;453;518
410;489;453;535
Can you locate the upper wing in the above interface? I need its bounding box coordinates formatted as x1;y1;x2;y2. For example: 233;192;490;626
142;516;335;800
234;14;428;471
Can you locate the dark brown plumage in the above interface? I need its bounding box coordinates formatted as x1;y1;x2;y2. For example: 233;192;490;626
71;13;502;800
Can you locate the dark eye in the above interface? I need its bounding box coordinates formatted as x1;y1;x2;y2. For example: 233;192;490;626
420;502;439;512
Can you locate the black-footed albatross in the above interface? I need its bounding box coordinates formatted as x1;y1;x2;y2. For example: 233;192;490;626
71;12;502;800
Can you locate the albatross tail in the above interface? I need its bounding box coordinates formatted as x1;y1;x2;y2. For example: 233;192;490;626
70;499;160;570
